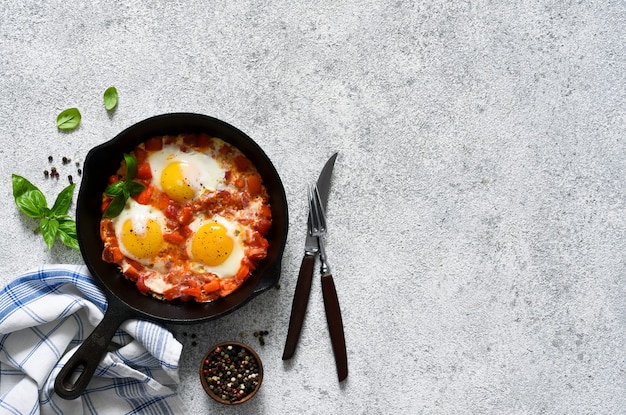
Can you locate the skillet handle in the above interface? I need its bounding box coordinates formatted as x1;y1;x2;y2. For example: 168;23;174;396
54;296;132;400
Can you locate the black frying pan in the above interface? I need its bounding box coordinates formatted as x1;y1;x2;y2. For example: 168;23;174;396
54;113;289;400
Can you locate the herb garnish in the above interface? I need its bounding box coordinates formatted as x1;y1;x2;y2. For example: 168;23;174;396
56;108;82;130
11;174;79;250
103;153;145;218
103;86;118;110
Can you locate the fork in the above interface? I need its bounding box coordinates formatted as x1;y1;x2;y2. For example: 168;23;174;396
309;184;348;382
308;185;331;275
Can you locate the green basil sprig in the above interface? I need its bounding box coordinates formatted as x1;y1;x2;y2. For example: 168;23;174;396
12;174;79;250
103;153;145;218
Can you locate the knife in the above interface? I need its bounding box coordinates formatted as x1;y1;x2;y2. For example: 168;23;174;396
310;184;348;382
282;152;338;360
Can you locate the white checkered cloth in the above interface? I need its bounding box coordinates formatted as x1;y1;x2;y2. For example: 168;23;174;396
0;265;187;414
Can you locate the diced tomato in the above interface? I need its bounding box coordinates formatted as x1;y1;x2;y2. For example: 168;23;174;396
136;276;150;294
102;246;124;263
126;258;145;271
260;205;271;218
162;287;180;301
134;184;154;205
144;136;163;151
219;279;239;296
197;133;212;148
181;286;202;299
100;219;115;240
204;293;220;302
234;155;251;171
241;193;250;208
134;146;148;163
165;203;180;220
179;225;193;238
136;162;152;180
183;134;198;147
248;231;268;247
108;175;120;184
163;232;185;245
177;206;193;225
153;191;170;211
124;265;140;281
203;280;221;293
254;219;271;234
246;174;262;196
101;197;111;214
235;265;250;282
248;247;267;261
219;144;232;155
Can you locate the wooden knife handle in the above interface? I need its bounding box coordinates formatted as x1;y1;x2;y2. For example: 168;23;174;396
282;254;316;360
321;273;348;382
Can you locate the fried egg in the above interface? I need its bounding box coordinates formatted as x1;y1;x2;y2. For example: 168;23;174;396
148;145;226;203
112;199;167;264
186;215;246;279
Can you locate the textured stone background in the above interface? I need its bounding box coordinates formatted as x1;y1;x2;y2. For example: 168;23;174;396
1;1;624;414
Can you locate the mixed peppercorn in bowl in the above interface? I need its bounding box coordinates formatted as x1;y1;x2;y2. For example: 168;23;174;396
199;341;263;404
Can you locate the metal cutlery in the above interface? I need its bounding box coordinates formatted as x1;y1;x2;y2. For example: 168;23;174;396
308;184;348;382
282;153;337;361
282;152;347;382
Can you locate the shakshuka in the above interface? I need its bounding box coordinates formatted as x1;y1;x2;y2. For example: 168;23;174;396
99;133;272;302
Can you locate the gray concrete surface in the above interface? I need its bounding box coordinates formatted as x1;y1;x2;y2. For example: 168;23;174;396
1;1;624;414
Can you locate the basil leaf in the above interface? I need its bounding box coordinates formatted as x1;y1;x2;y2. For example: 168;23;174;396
104;180;126;196
12;174;39;199
40;217;59;250
15;189;48;218
126;181;146;196
12;175;47;218
56;108;82;130
57;219;79;250
51;183;75;217
103;195;126;218
124;153;138;180
103;86;118;110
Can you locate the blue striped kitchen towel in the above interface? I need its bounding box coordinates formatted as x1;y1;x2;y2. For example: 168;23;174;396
0;265;187;414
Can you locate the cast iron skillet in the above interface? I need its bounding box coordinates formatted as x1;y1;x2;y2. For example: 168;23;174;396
54;113;288;400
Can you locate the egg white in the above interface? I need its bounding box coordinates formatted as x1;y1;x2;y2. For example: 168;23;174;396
112;199;167;264
147;144;226;200
186;215;246;279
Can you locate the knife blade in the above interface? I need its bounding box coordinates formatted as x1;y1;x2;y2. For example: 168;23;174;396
282;152;338;360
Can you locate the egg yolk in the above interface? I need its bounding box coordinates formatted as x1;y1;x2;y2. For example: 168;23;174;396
161;161;195;202
191;222;234;266
121;218;164;259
